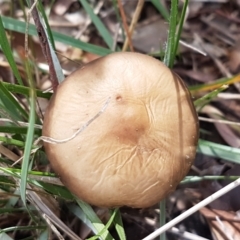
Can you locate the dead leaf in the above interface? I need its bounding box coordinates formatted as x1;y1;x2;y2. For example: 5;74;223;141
200;207;240;240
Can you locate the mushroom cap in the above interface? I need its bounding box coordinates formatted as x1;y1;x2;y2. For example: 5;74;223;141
42;52;198;208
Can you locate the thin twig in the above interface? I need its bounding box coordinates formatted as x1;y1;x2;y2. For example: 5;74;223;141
122;0;144;51
179;40;207;56
117;0;134;52
27;188;82;240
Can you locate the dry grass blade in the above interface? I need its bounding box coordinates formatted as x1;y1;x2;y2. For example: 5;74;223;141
27;187;82;240
0;144;19;161
200;207;240;240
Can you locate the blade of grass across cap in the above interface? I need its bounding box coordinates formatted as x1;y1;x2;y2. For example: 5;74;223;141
151;0;169;21
76;199;114;240
79;0;115;50
0;15;23;86
1;16;112;56
198;139;240;164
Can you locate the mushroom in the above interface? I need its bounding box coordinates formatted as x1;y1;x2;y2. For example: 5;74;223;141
42;52;199;208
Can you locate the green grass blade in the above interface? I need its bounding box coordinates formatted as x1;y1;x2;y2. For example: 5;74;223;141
160;2;180;239
173;0;188;57
35;182;74;200
194;85;227;111
163;0;178;68
2;16;112;56
2;82;52;99
20;105;35;205
0;81;28;121
68;203;95;231
79;0;114;49
88;209;118;240
0;125;41;135
76;199;114;240
198;139;240;163
0;136;25;147
0;15;23;85
0;225;46;234
113;209;126;240
53;30;112;55
0;167;73;200
151;0;169;20
20;68;36;205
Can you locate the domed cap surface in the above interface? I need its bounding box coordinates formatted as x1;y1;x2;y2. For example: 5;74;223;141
42;52;198;208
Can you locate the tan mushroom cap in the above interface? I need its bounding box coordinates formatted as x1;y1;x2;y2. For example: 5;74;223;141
42;52;199;208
